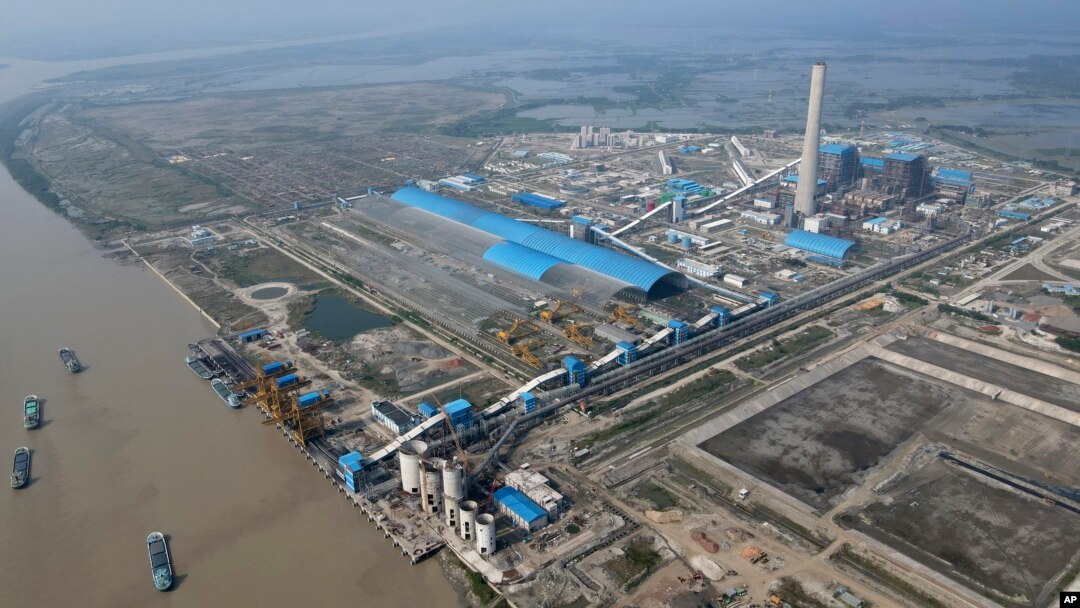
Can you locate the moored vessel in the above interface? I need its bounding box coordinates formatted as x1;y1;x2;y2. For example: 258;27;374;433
185;355;213;380
146;532;173;591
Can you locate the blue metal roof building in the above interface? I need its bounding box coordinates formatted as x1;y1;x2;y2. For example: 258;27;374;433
886;153;918;162
782;175;827;187
860;157;885;172
443;398;473;427
512;192;564;210
784;230;856;259
494;486;548;530
820;143;856;155
391;187;686;299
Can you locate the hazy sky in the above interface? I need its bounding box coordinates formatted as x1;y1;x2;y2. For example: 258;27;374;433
3;0;1079;60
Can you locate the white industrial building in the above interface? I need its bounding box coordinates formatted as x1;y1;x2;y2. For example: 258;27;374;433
676;258;721;277
723;273;749;288
740;210;782;225
188;226;215;247
698;218;733;233
730;135;751;157
802;214;830;234
504;469;563;519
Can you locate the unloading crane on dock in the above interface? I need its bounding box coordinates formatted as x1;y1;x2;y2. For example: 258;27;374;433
510;341;544;369
261;388;333;446
497;319;541;344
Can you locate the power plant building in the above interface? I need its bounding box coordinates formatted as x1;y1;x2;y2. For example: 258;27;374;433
881;153;930;202
818;144;859;191
493;486;549;531
505;469;564;520
372;400;415;435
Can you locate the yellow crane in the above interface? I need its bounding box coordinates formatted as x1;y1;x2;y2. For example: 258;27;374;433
564;324;594;349
539;300;582;324
510;340;544;368
497;319;541;344
609;305;643;328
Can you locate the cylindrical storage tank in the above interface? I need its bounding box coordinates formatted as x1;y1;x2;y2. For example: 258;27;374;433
682;236;692;248
667;232;678;244
420;466;443;514
475;514;496;555
459;500;478;541
646;200;656;212
444;496;460;528
398;440;427;495
442;462;464;500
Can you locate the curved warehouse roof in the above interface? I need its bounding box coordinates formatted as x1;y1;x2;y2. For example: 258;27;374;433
784;229;855;259
392;187;684;295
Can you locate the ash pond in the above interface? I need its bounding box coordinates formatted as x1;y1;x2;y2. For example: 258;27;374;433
303;293;393;343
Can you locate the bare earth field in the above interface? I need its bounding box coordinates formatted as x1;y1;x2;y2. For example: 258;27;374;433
838;458;1079;607
885;336;1080;411
698;357;960;511
86;83;505;151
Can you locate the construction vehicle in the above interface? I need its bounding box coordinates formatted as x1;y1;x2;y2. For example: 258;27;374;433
497;319;541;344
564;324;594;349
609;305;643;328
539;300;582;324
510;340;544;369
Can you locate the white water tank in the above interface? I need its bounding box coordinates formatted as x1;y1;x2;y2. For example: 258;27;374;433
442;462;464;500
444;496;460;528
420;466;443;514
475;513;496;555
459;500;478;541
398;440;427;494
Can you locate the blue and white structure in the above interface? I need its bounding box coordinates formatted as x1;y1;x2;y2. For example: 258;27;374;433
564;356;586;387
783;230;855;260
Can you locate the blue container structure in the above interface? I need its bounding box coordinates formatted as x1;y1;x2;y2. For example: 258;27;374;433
261;360;293;375
443;399;473;428
418;402;438;419
668;320;689;344
616;341;638;365
512;192;564;210
668;233;679;244
275;373;299;389
493;486;548;530
711;305;732;327
564;356;586;387
239;328;268;343
998;209;1031;221
337;451;364;492
666;179;703;193
520;392;538;414
682;236;693;248
760;292;780;307
298;390;331;409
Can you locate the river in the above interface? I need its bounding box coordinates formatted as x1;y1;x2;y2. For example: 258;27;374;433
0;52;458;607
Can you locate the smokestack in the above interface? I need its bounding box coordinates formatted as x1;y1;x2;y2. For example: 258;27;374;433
794;62;827;217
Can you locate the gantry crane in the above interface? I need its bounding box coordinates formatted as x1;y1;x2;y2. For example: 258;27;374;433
260;385;332;446
539;300;582;324
564;324;594;349
609;305;643;328
497;319;541;344
510;340;544;368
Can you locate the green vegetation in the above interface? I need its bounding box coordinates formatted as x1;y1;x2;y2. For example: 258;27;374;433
774;578;831;608
888;289;929;309
217;248;323;287
1055;336;1080;353
658;369;738;408
605;541;662;587
736;326;834;371
445;553;498;604
585;408;662;446
938;303;993;322
831;546;948;608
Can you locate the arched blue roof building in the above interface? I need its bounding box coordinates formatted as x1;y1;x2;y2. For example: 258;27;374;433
783;229;855;259
391;187;686;299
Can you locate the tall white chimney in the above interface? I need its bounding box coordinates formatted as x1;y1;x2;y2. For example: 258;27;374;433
794;62;827;217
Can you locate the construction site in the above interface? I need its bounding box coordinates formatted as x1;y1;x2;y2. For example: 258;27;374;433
114;60;1080;608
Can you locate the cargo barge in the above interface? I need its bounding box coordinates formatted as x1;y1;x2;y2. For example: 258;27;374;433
23;395;39;429
58;347;81;373
146;532;173;591
211;378;241;408
185;355;213;380
11;447;30;488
